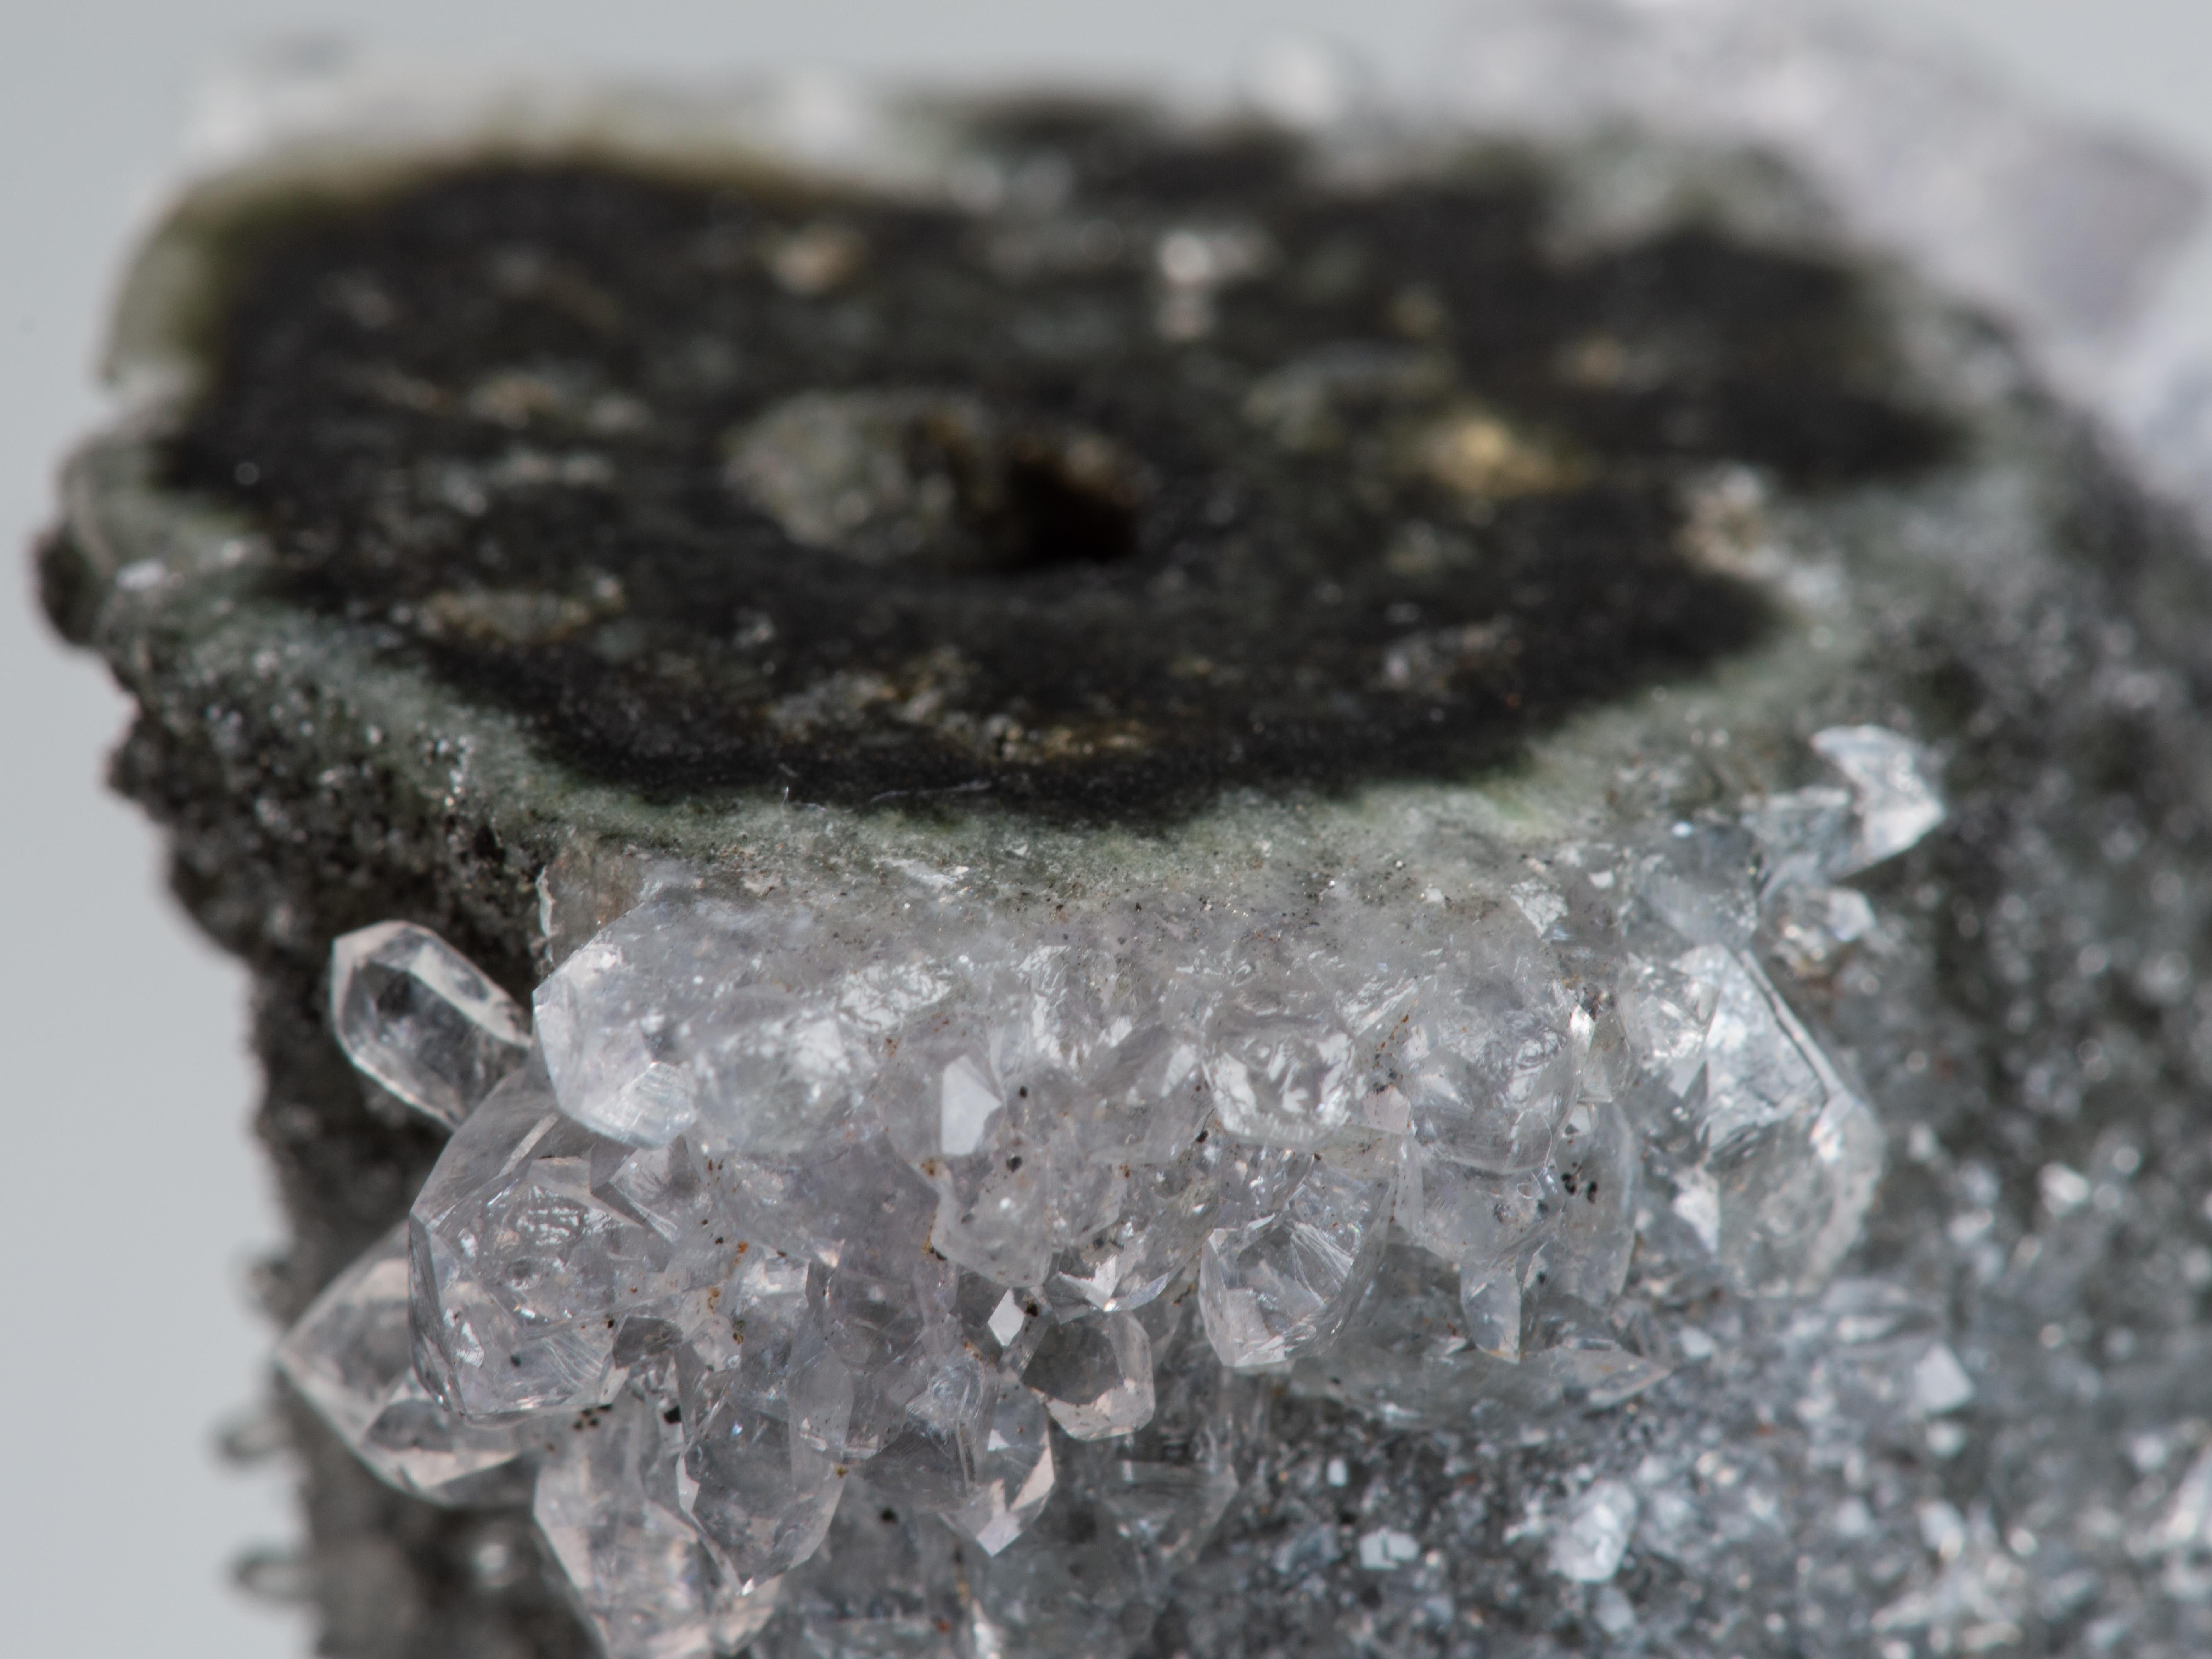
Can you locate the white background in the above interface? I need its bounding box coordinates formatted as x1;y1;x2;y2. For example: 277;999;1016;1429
3;3;2207;1653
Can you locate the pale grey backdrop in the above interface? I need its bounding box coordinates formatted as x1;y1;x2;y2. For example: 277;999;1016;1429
4;3;2207;1653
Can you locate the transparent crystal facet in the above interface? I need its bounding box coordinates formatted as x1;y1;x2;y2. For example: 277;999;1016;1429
1544;1100;1638;1305
1203;997;1357;1149
1049;1148;1220;1313
1457;1267;1523;1362
277;1221;534;1506
1809;725;1945;874
968;1303;1262;1653
410;1067;685;1419
1022;1311;1156;1440
926;1140;1055;1289
854;1347;991;1513
1388;945;1578;1175
331;921;530;1128
1659;947;1887;1296
535;1381;782;1659
755;1474;966;1659
1197;1153;1394;1370
942;1384;1057;1554
536;893;864;1155
679;1251;855;1583
1761;882;1877;979
1395;1147;1561;1269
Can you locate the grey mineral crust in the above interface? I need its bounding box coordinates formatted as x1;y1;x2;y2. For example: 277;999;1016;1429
37;74;2212;1659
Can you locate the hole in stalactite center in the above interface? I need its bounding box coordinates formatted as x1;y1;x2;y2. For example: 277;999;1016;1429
725;389;1145;573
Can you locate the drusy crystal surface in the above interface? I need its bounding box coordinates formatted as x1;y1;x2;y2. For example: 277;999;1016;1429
39;52;2212;1659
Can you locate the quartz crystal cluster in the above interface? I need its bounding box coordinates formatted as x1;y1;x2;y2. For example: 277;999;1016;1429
52;10;2212;1655
278;727;1941;1657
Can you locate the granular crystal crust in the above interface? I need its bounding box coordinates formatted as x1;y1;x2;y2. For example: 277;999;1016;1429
37;32;2212;1659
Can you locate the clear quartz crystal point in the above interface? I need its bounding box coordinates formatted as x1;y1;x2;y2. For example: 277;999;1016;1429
1761;881;1876;979
535;891;864;1155
1290;1245;1524;1425
1614;955;1725;1098
410;1065;698;1419
1457;1267;1523;1362
534;1380;782;1659
1525;1295;1674;1408
1656;946;1885;1296
276;1220;533;1506
812;1254;952;1481
1092;1303;1265;1591
330;921;530;1128
1387;941;1579;1175
1543;1098;1638;1305
1395;1148;1561;1267
1809;725;1945;873
853;1345;993;1513
725;1135;939;1285
924;1134;1057;1289
676;1250;854;1583
1050;1146;1221;1313
1197;1150;1394;1370
1740;785;1855;895
942;1383;1056;1554
1021;1311;1156;1439
1746;724;1944;889
968;1302;1263;1656
1201;941;1358;1148
1637;821;1762;950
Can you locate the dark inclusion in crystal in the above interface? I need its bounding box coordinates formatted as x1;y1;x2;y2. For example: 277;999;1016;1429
169;106;1951;819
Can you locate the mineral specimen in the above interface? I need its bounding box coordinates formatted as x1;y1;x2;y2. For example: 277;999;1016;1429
37;13;2212;1659
266;707;1932;1655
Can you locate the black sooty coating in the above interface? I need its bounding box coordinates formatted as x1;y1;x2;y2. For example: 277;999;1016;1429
169;105;1952;820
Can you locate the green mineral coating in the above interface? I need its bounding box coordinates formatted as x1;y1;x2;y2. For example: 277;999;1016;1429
155;105;1949;821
